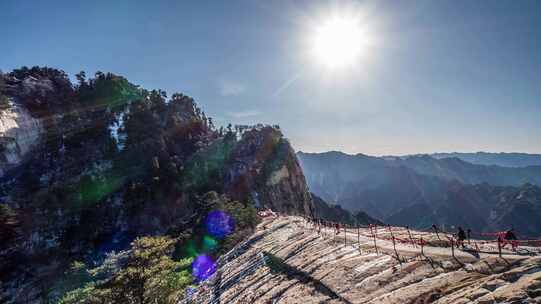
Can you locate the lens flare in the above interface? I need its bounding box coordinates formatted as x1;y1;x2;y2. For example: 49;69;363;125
192;254;216;281
183;239;199;258
202;235;218;252
205;210;235;239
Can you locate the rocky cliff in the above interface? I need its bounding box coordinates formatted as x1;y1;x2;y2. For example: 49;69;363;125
187;216;541;304
0;67;315;303
0;102;42;177
223;126;314;216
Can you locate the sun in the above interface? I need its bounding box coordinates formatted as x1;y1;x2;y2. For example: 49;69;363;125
310;16;364;69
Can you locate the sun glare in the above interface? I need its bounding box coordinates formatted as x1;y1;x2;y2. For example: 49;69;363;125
311;16;364;69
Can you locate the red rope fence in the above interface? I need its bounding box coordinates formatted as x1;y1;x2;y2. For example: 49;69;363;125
300;216;541;259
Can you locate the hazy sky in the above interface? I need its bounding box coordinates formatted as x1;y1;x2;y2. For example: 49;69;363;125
2;0;540;155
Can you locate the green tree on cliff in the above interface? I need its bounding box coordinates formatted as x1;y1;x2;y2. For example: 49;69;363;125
0;70;9;109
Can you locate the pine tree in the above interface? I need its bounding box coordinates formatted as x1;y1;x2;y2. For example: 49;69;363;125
0;70;10;109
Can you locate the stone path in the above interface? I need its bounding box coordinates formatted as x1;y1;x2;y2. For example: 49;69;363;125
186;216;541;304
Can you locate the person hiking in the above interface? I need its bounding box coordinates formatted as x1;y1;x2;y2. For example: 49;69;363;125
456;226;466;248
335;222;341;234
503;228;518;251
431;224;441;240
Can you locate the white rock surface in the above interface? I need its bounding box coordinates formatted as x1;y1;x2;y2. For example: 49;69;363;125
187;216;541;304
0;102;42;176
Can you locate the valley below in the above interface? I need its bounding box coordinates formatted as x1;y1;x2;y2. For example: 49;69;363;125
1;66;540;303
299;151;541;237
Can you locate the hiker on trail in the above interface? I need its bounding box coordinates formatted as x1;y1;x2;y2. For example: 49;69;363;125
503;229;518;251
456;226;466;248
432;224;441;240
467;228;472;244
335;223;341;234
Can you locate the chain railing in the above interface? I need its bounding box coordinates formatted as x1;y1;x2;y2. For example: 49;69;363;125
301;216;541;259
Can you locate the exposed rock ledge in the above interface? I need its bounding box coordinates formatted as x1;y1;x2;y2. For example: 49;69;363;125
0;103;42;177
187;216;541;304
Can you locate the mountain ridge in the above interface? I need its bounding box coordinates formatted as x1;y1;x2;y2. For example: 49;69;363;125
298;151;541;236
0;66;316;303
297;151;541;187
299;150;541;168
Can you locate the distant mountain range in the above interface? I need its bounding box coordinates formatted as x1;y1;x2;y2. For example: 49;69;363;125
428;152;541;168
298;151;541;236
311;192;382;226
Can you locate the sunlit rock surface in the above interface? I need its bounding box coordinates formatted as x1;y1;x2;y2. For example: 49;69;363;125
224;126;314;216
188;216;541;303
0;102;42;177
0;67;321;303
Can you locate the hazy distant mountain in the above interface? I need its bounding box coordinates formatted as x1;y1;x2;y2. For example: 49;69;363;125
430;152;541;168
298;151;541;236
384;182;541;237
396;154;541;186
297;151;541;199
311;192;382;225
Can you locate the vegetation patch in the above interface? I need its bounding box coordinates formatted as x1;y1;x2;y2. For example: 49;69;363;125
181;137;236;193
56;237;193;304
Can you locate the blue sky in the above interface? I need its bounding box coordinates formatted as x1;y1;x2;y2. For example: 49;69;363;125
2;0;540;155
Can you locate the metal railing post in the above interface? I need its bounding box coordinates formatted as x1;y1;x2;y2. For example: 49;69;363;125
372;225;379;255
420;236;424;256
344;223;347;246
498;236;502;258
333;222;336;242
407;226;416;248
357;226;360;247
389;225;401;265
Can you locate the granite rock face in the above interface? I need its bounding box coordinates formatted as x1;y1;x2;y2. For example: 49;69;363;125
0;67;316;303
0;102;42;177
188;216;541;304
224;126;314;216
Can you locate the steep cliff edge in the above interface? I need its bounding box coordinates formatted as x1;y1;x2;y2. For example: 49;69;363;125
188;216;541;304
0;67;315;303
224;126;314;216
